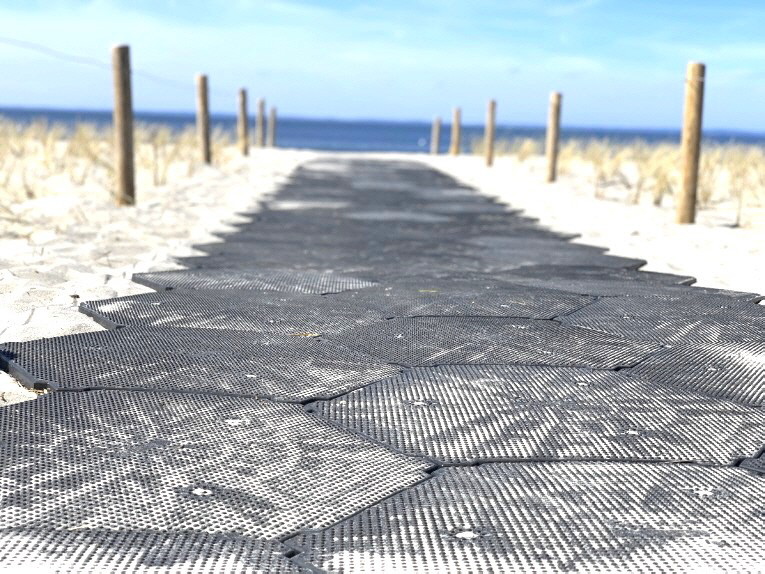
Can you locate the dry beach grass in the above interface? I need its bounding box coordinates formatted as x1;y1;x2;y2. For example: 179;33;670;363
472;136;765;228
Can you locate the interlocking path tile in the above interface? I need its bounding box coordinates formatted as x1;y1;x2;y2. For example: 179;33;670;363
0;327;401;400
0;529;302;573
326;316;660;368
560;294;765;344
323;280;594;320
286;463;765;572
133;267;377;294
312;365;765;464
0;392;430;539
625;341;765;407
80;290;381;334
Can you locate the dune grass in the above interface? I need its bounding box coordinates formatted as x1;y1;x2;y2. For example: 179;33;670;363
472;136;765;226
0;117;237;204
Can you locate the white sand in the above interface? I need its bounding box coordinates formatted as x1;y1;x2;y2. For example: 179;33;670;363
421;154;765;295
2;148;762;406
0;148;317;404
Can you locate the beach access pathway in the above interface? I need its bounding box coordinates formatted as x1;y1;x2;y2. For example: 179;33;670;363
0;158;763;572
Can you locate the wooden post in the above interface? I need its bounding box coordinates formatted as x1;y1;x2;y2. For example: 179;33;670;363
484;99;497;167
196;74;211;164
676;61;705;224
267;106;277;148
430;116;441;155
545;92;562;182
449;107;461;155
237;88;249;156
112;45;135;206
255;98;266;147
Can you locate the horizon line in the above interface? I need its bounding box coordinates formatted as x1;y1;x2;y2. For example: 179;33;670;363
1;103;764;137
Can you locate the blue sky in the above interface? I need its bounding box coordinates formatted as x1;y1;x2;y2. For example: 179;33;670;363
1;0;764;130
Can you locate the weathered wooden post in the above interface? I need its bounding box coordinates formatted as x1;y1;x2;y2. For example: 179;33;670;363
112;44;135;206
255;98;266;147
484;99;497;167
545;91;562;182
237;88;249;156
449;107;461;155
267;106;277;148
430;116;441;155
196;74;211;164
676;61;705;224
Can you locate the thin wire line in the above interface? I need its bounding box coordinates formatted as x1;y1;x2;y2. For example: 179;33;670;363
0;36;236;98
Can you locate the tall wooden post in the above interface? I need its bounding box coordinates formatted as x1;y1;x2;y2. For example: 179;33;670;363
676;61;705;224
237;88;249;156
449;107;461;156
430;116;441;155
255;98;266;147
196;74;211;164
484;99;497;167
545;92;562;182
267;106;277;148
112;45;135;206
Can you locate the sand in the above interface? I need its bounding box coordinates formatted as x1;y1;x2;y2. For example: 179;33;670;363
0;148;317;404
2;148;762;406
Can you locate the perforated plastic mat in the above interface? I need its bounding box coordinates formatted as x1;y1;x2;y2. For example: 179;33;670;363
133;267;377;294
501;264;763;301
2;158;764;572
326;316;660;368
625;341;765;407
323;281;594;319
0;528;302;573
311;364;765;465
81;290;382;334
286;463;764;572
0;327;402;401
0;391;430;540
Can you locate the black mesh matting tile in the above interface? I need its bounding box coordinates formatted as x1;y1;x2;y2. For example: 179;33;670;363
626;341;765;407
501;265;765;301
0;327;401;401
286;463;764;572
740;452;765;474
325;317;660;368
133;268;377;294
323;281;594;320
463;236;646;270
560;295;765;344
0;392;430;540
0;528;301;573
80;290;381;334
312;365;764;465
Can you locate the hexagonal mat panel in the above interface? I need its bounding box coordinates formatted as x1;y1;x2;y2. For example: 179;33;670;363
312;365;765;465
626;341;765;407
0;392;430;540
133;268;377;294
559;295;765;344
501;265;763;301
325;317;660;368
286;463;764;573
80;290;381;334
0;528;301;573
323;281;594;320
464;237;646;270
0;327;401;401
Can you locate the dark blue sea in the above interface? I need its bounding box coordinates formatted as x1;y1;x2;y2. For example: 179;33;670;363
2;106;764;152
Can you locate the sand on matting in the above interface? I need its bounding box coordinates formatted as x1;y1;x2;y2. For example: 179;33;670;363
2;149;763;405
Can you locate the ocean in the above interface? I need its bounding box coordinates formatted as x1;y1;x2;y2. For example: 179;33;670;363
2;106;764;153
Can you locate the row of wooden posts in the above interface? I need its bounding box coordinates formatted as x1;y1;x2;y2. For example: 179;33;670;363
112;44;278;207
114;44;707;225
